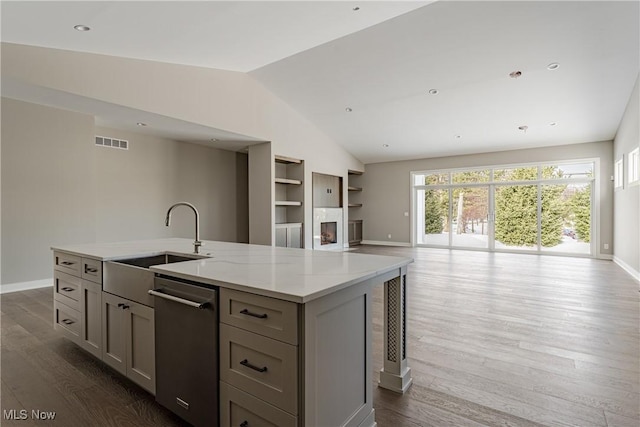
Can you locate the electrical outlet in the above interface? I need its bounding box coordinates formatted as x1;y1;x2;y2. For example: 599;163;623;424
387;234;392;239
604;243;609;250
404;212;409;217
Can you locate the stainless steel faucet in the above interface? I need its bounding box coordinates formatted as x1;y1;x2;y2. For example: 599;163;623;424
165;202;202;254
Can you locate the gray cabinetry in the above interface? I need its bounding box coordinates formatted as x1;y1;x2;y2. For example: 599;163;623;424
275;222;302;248
53;251;103;353
219;288;299;425
348;220;363;245
101;291;156;394
80;280;102;358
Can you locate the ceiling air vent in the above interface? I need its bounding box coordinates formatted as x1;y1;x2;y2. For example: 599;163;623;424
95;136;128;150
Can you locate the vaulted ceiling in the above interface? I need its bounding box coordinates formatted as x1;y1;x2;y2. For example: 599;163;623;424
2;1;638;163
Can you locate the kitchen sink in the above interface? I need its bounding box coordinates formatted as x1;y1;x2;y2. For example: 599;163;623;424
113;253;207;269
104;253;210;307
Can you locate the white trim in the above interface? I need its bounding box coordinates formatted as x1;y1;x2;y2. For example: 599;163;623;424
613;256;640;282
1;278;53;294
361;240;411;247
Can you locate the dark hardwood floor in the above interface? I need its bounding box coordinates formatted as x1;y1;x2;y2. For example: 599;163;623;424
2;246;638;426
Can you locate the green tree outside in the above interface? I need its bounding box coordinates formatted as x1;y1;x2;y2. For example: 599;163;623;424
494;166;566;247
424;189;444;233
569;185;591;242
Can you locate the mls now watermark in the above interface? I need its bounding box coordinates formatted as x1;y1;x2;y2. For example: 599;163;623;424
4;409;56;421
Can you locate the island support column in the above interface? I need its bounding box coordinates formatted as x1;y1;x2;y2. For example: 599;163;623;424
379;265;413;393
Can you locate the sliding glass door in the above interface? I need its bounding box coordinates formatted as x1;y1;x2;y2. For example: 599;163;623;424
451;186;489;249
413;161;594;256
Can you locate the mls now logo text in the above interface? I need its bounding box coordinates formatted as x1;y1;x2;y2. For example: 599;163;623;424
4;409;56;420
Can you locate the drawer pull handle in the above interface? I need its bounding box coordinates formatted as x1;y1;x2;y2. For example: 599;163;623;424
117;303;130;310
85;266;98;273
240;422;249;427
240;308;267;319
240;359;267;373
61;287;74;292
60;261;75;266
61;319;75;325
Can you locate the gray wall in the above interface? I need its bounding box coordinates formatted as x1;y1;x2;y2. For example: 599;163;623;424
1;98;249;286
362;141;614;258
1;98;96;284
613;75;639;276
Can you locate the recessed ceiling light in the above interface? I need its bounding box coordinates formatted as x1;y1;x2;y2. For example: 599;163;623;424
210;138;219;142
547;63;560;70
382;144;389;148
509;71;522;79
136;122;147;127
345;107;353;112
428;89;438;95
549;122;557;126
74;25;91;32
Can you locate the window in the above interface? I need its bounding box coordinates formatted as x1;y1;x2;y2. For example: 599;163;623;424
614;158;624;189
628;147;639;185
413;160;595;256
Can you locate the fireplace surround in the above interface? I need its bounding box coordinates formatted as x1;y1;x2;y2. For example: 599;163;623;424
313;208;343;250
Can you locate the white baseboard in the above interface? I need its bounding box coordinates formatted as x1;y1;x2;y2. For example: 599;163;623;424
613;257;640;282
361;240;412;247
1;278;53;294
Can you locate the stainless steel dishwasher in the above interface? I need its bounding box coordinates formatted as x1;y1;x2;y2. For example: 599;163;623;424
150;275;218;427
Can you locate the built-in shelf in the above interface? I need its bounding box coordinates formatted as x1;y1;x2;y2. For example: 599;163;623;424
275;200;302;206
275;155;302;164
274;154;305;248
348;170;364;246
275;177;302;185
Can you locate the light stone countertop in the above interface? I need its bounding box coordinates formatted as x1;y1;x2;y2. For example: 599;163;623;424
52;238;413;303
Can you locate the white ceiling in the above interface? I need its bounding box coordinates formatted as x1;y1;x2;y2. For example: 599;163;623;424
1;1;638;163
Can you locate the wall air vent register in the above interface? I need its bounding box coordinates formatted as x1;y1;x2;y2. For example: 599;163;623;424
95;136;128;150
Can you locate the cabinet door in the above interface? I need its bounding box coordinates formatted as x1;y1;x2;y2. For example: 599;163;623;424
288;224;302;249
348;222;356;243
101;292;127;376
80;280;102;359
126;302;155;394
275;226;287;248
355;221;363;242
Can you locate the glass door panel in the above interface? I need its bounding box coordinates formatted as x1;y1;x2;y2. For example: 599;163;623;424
494;185;538;251
541;182;592;255
451;186;489;248
416;188;450;246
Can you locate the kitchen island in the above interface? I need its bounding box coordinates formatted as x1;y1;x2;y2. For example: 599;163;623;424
52;238;413;427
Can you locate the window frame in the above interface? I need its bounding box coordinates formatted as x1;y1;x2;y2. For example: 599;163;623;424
628;147;639;186
614;158;624;190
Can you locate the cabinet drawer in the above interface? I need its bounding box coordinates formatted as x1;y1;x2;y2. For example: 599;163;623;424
54;271;81;310
220;382;297;427
54;251;82;276
220;288;298;345
220;324;297;415
54;300;80;342
81;258;102;284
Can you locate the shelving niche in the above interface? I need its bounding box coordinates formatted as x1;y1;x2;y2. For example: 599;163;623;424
348;170;364;246
275;155;304;248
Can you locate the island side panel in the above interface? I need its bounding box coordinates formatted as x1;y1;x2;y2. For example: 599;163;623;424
379;265;413;393
303;277;376;427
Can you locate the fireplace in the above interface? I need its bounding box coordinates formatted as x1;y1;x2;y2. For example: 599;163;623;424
320;222;338;245
313;208;343;250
